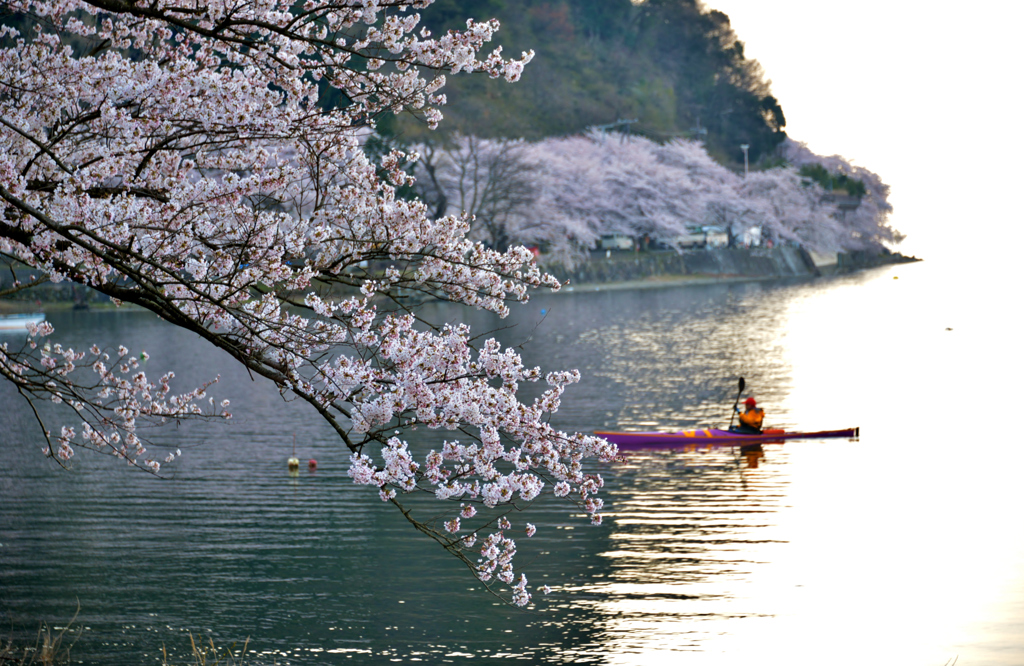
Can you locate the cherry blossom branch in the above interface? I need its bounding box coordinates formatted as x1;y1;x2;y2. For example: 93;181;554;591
0;0;603;605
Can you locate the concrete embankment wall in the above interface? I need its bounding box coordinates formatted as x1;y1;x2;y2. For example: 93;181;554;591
544;247;918;286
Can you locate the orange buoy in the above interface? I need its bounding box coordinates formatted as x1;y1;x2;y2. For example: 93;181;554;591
308;459;317;470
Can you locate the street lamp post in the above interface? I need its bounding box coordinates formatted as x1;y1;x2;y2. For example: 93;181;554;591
689;117;708;143
740;144;749;177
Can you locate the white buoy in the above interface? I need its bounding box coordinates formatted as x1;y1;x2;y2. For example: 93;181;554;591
288;434;299;470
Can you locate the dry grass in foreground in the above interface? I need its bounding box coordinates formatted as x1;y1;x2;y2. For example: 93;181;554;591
162;634;250;666
2;604;250;666
0;605;80;666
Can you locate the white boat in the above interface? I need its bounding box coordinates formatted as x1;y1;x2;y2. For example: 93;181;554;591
0;312;46;331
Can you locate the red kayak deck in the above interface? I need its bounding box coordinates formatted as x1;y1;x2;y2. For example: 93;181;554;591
595;427;859;450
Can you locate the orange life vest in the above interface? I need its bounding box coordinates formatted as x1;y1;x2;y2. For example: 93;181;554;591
739;408;764;431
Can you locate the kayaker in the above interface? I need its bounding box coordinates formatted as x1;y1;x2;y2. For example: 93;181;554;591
733;397;764;434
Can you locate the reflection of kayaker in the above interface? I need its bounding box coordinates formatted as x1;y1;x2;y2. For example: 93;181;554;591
740;444;765;468
732;397;764;435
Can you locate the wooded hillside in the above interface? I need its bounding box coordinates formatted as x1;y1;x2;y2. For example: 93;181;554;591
376;0;786;165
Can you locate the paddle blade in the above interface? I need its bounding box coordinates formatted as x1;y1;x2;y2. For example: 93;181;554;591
738;377;745;392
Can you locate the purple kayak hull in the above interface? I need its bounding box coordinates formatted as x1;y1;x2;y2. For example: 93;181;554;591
595;427;859;450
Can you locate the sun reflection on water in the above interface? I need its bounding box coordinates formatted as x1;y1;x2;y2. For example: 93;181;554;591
553;261;1024;665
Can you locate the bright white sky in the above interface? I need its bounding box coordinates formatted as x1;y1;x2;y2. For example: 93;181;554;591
704;0;1024;260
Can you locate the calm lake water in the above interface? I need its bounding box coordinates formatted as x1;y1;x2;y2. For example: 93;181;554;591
2;259;1022;665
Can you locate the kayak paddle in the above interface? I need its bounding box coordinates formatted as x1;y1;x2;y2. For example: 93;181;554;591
728;376;745;429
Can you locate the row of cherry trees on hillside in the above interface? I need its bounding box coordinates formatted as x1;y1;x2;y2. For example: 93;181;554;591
0;0;616;606
413;133;899;266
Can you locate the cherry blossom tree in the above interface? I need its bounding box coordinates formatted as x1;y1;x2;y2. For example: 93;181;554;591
524;134;897;255
781;138;901;250
412;134;539;251
411;134;614;267
651;138;761;247
527;133;710;257
523;133;838;255
0;0;618;606
735;168;847;250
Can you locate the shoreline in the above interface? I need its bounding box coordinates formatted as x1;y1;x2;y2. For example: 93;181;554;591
556;273;767;294
1;275;764;314
1;250;920;313
0;300;139;315
547;248;920;295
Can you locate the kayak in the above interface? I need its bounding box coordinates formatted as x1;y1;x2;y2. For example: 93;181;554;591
595;427;859;451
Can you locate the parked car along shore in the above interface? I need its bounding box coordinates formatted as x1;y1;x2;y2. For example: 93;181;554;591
599;234;634;251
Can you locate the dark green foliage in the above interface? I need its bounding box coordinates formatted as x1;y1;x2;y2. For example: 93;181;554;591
389;0;786;163
798;164;867;197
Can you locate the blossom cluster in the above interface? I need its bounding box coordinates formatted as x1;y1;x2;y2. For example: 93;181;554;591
1;323;223;470
340;321;617;602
